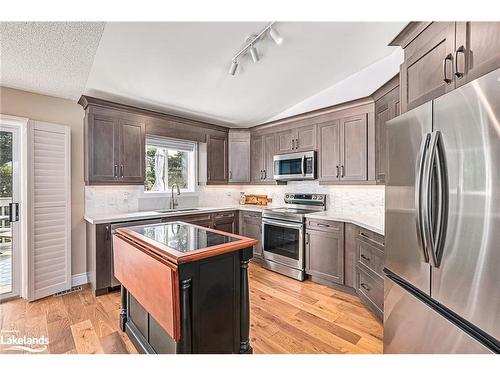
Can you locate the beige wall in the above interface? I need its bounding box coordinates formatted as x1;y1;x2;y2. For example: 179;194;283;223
0;86;86;276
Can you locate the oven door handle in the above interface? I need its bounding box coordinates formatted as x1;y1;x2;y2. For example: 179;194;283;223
262;218;304;230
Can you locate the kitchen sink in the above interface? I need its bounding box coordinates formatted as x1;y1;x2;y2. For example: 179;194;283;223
155;208;202;213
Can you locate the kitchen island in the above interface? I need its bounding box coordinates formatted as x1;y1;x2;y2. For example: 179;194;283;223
112;221;258;354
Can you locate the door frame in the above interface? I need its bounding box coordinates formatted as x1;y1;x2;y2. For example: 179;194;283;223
0;115;28;300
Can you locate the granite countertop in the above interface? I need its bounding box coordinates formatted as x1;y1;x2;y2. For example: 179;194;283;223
305;211;384;235
84;204;274;225
85;205;384;235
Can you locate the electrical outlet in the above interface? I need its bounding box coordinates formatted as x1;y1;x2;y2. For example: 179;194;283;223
123;192;129;202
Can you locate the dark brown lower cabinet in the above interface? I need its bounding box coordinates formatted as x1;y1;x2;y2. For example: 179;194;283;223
240;211;262;259
213;211;238;234
305;220;344;285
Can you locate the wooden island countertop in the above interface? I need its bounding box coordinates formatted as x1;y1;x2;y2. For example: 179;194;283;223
112;221;257;354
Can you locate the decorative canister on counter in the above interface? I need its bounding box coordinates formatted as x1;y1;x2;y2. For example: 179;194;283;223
239;192;246;205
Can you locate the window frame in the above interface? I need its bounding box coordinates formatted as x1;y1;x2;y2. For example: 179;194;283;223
144;136;198;195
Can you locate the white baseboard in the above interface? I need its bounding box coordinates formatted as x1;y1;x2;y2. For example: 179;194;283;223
71;272;89;287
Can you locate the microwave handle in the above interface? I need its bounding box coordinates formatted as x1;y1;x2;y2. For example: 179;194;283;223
301;154;305;175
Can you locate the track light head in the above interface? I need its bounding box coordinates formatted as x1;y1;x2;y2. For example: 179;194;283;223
229;60;238;76
249;45;259;63
269;26;284;46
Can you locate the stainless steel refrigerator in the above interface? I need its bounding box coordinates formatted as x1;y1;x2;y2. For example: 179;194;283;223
384;67;500;354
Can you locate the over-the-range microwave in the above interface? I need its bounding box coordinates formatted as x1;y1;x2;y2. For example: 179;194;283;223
273;151;316;181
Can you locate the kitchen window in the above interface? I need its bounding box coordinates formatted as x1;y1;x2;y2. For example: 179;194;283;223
145;136;196;193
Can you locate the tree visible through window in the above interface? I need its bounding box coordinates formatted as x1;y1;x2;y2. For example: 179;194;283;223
145;137;195;192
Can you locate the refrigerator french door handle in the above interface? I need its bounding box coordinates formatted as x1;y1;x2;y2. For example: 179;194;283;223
415;133;431;263
422;131;448;268
429;131;449;268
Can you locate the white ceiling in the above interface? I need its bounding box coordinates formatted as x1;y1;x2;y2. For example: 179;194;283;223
0;22;105;100
0;22;405;127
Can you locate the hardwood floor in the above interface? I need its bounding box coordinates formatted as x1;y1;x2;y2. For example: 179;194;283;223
0;263;382;354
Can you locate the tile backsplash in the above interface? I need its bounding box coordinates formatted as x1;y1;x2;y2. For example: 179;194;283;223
85;182;384;216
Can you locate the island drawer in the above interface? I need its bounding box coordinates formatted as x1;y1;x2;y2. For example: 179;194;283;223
306;218;342;233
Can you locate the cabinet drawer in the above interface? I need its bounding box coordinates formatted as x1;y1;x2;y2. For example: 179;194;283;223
306;219;342;233
214;211;235;222
357;238;384;277
242;211;262;219
357;227;384;250
356;264;383;316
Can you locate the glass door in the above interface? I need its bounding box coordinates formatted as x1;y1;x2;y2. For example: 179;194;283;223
0;124;20;299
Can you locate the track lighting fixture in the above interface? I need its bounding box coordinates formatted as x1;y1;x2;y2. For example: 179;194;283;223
249;45;259;63
229;22;283;76
269;26;284;46
229;60;238;76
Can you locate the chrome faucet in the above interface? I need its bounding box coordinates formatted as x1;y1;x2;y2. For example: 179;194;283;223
170;183;181;209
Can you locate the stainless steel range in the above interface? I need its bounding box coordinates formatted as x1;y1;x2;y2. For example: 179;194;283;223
262;193;326;280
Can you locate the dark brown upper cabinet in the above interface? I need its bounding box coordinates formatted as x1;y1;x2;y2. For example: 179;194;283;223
391;22;500;113
395;22;456;113
206;134;228;184
318;120;341;182
250;134;276;183
84;106;145;185
276;124;317;154
317;100;374;184
372;75;400;184
340;114;368;181
455;22;500;87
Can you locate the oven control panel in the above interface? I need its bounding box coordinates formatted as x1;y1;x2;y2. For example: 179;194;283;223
284;193;326;205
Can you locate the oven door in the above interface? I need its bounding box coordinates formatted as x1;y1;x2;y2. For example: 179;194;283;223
273;151;315;180
262;218;304;269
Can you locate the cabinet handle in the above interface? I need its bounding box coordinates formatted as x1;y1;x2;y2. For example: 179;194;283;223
443;53;453;84
361;283;371;291
341;165;345;178
360;253;371;261
455;46;465;78
360;232;370;239
291;139;295;150
114;164;118;178
305;233;310;245
317;223;330;228
105;225;110;240
295;138;299;149
120;165;124;178
229;171;232;180
263;170;267;180
336;165;339;179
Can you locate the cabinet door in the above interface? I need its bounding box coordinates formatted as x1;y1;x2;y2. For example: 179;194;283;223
250;136;264;182
400;22;456;112
118;119;145;183
305;227;344;284
87;114;119;183
242;216;262;257
228;138;250;183
207;134;228;184
344;223;358;289
375;101;390;183
276;129;294;153
341;114;367;181
295;124;317;151
318;120;341;182
455;22;500;87
262;134;276;182
214;212;237;234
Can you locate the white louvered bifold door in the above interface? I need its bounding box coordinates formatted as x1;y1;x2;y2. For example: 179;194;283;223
28;121;71;301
